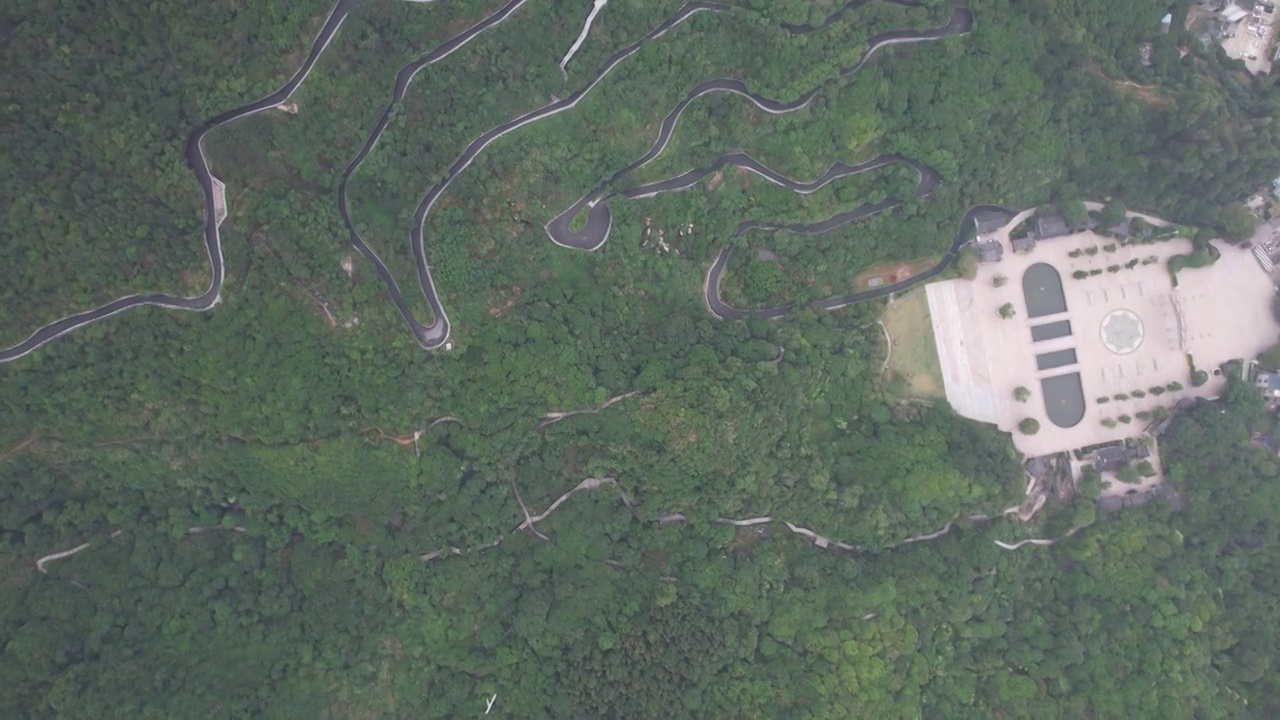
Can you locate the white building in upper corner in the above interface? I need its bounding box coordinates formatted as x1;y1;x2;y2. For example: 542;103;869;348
1223;3;1249;26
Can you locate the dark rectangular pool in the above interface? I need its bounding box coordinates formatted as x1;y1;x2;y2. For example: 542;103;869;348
1030;320;1072;342
1022;263;1068;318
1035;348;1078;371
1041;372;1086;428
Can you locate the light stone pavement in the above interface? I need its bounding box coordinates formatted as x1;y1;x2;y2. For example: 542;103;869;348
928;218;1280;459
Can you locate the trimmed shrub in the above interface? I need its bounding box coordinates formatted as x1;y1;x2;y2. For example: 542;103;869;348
1102;418;1117;428
1019;418;1041;435
1135;411;1152;421
1072;270;1088;280
1167;381;1183;391
1131;390;1146;398
1103;244;1117;252
1096;396;1110;404
1113;393;1129;401
1117;414;1132;424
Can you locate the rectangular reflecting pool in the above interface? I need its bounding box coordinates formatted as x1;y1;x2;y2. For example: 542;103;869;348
1030;320;1072;342
1035;348;1078;371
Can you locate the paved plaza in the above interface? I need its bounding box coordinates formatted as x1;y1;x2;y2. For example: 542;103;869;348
928;217;1280;458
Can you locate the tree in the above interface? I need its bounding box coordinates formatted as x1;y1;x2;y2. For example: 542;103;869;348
1059;200;1089;228
992;274;1008;287
1019;418;1040;435
999;303;1016;319
1137;460;1157;478
1101;199;1127;229
1116;464;1140;483
1258;343;1280;371
1014;386;1030;402
1220;204;1259;243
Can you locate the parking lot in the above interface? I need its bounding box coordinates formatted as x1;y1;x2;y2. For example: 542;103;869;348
1221;2;1277;74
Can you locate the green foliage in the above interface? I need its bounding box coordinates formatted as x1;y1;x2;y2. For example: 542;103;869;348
1059;200;1088;228
1100;200;1127;229
1018;418;1040;435
1258;343;1280;371
998;302;1015;319
3;0;1280;716
1014;386;1030;402
1168;238;1221;282
956;245;979;280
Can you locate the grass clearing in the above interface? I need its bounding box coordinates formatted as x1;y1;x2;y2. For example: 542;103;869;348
882;286;944;399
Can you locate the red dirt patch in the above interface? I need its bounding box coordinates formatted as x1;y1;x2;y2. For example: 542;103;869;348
854;257;937;290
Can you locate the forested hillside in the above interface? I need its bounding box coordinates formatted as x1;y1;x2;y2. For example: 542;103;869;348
3;0;1280;716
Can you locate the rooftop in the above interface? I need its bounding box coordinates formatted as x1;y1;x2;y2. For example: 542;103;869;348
976;240;1004;262
974;211;1007;236
1035;214;1071;240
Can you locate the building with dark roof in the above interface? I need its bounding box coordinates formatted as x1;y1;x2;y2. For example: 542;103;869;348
1098;484;1183;514
975;240;1004;262
1092;444;1150;473
1034;214;1070;240
973;211;1006;237
1011;236;1037;253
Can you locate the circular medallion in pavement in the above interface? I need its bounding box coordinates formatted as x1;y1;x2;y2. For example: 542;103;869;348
1100;309;1144;355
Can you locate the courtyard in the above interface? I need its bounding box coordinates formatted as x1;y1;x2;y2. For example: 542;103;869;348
927;218;1280;458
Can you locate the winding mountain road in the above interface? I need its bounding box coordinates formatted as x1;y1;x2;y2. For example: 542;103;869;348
2;0;985;362
705;203;1013;319
0;0;359;364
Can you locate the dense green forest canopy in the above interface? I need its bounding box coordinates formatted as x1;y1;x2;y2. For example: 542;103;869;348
3;0;1280;716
